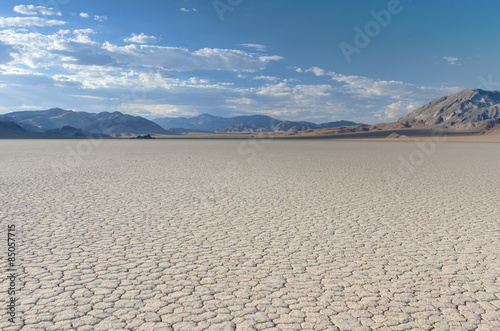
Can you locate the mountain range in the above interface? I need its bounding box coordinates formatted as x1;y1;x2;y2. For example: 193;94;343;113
3;108;168;136
0;108;359;137
1;89;500;138
152;114;358;133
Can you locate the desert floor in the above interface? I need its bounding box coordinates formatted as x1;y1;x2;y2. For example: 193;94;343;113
1;140;499;330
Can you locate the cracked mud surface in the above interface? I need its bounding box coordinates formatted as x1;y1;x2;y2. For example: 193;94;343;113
1;140;499;330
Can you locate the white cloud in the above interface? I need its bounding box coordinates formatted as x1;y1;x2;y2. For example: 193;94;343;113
180;8;190;12
304;66;461;100
254;75;279;81
0;28;282;72
80;13;89;18
258;55;284;62
74;29;96;35
94;15;107;22
377;101;420;120
102;43;281;72
241;43;267;52
14;5;61;16
256;82;291;97
443;56;459;65
0;17;66;27
188;77;210;84
124;33;158;44
0;29;106;68
306;66;326;76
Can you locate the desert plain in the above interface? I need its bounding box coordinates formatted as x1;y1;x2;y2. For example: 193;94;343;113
0;139;499;330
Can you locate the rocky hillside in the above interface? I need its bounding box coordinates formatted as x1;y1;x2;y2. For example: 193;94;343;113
398;89;500;128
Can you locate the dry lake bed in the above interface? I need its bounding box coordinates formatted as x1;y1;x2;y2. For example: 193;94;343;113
0;139;499;330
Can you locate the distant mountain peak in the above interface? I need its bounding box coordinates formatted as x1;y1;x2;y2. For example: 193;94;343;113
46;107;72;113
398;88;500;127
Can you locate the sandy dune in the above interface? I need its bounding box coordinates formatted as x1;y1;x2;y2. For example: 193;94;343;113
0;140;499;330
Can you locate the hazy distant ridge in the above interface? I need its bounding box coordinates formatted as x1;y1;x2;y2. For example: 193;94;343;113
153;114;359;133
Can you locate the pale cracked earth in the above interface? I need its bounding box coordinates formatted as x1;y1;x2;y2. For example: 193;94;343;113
1;139;499;331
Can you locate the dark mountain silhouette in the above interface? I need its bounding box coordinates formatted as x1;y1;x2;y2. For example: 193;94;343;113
0;116;47;138
5;108;168;136
44;126;112;138
0;116;113;139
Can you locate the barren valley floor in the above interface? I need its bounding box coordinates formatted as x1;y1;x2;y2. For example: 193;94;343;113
1;140;499;330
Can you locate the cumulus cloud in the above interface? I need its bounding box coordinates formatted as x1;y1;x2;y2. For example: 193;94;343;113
180;8;197;12
188;77;210;84
254;75;279;81
74;29;96;35
0;29;101;68
258;55;284;62
102;43;281;72
443;56;459;65
332;73;460;99
94;15;107;22
257;82;291;97
80;13;89;18
377;101;421;119
0;17;66;27
304;66;461;100
124;33;158;44
257;83;333;100
13;5;61;16
0;29;283;74
306;66;326;76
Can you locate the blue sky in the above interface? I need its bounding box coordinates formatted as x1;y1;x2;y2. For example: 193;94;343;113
0;0;499;123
